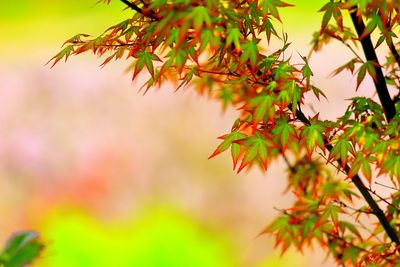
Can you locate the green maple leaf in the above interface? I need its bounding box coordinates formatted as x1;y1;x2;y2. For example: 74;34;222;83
260;0;293;21
356;61;376;90
226;28;242;51
329;138;354;168
240;40;259;67
273;61;294;80
348;152;374;183
272;119;297;154
248;94;274;123
300;115;326;158
237;132;275;173
190;6;212;30
133;51;162;80
209;131;247;170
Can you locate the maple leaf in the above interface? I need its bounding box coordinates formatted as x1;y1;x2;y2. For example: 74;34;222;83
208;131;247;170
47;45;74;68
132;51;162;79
319;1;338;33
236;132;276;173
0;231;44;267
240;40;259;68
189;6;212;31
260;0;293;21
360;14;380;40
300;115;326;159
247;94;275;123
356;61;376;90
328;137;355;168
271;119;297;154
225;27;243;52
348;152;374;183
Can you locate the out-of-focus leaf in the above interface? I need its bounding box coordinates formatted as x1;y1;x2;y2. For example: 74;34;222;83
0;231;43;267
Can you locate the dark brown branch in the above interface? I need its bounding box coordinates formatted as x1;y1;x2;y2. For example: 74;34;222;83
120;0;143;14
119;0;158;20
344;8;400;246
350;173;400;247
349;9;396;121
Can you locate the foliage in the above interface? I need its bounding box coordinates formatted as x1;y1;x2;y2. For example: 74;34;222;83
50;0;400;266
0;231;43;267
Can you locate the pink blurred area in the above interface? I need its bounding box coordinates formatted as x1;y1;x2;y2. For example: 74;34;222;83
0;55;298;265
4;54;344;265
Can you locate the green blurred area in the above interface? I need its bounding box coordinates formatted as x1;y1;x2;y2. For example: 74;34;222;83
0;0;327;57
0;1;128;56
0;0;326;44
39;206;236;267
37;205;303;267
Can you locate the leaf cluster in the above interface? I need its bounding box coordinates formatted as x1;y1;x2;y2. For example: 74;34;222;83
50;0;400;265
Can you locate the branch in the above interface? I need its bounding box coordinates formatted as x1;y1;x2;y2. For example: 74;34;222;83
295;108;400;247
119;0;158;20
349;9;396;122
335;200;374;215
120;0;143;13
346;167;400;247
343;9;400;246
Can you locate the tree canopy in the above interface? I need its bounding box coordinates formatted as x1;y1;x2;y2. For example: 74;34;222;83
50;0;400;265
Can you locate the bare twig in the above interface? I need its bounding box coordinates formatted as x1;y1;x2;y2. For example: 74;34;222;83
367;187;400;212
375;181;399;191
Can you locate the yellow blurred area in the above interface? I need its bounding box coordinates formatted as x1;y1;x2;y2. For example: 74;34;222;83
0;1;342;266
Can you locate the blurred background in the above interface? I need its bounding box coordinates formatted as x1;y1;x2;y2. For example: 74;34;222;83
0;1;369;266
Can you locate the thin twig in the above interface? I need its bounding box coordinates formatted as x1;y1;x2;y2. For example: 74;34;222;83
375;181;399;191
335;200;374;215
345;43;364;62
316;151;347;175
367;187;400;211
355;218;383;243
